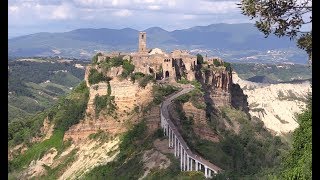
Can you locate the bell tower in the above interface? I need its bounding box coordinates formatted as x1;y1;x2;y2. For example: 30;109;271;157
138;32;147;53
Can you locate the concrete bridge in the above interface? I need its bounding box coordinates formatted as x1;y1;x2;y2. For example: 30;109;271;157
160;85;222;178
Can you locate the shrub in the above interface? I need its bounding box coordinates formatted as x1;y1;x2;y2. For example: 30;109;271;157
130;72;145;83
88;69;105;85
175;94;190;103
94;95;117;116
213;59;221;66
91;53;102;64
121;60;135;78
138;75;155;88
197;54;204;64
152;85;179;105
177;78;189;84
224;62;232;71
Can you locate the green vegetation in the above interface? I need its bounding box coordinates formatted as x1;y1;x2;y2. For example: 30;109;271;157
9;130;64;172
223;62;232;71
121;59;135;78
50;81;89;131
231;63;311;82
84;121;152;179
174;99;288;178
239;0;312;177
152;85;179;105
92;52;102;64
94;94;117;117
145;154;205;180
177;78;190;84
213;59;222;67
9;81;89;172
279;98;312;179
138;75;155;88
99;56;123;71
175;81;205;110
42;148;78;179
8;59;87;122
93;80;117;117
130;72;145;83
197;54;204;64
88;69;105;85
88;130;110;141
8;112;47;147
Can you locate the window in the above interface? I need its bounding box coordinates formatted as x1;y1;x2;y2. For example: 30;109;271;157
141;34;144;39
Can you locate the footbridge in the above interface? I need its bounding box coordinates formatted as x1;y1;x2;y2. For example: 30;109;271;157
160;85;222;178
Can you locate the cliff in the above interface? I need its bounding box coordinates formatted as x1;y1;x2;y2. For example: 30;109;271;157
232;72;311;135
64;66;154;142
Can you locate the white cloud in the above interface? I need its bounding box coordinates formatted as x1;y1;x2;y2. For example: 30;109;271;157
50;3;74;20
8;6;19;13
181;14;197;20
198;1;238;14
168;0;176;7
148;5;161;10
112;9;132;17
8;0;257;37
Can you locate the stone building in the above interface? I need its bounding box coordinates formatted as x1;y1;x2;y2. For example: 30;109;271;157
130;32;198;82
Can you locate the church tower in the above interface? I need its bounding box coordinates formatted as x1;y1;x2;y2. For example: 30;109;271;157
138;32;147;53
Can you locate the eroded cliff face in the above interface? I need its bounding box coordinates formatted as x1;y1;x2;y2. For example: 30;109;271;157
232;72;311;135
198;66;233;107
181;102;219;142
64;66;155;143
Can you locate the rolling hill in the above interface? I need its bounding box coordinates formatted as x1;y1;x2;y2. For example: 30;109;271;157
8;23;308;64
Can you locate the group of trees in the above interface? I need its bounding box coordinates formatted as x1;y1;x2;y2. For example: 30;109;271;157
239;0;312;178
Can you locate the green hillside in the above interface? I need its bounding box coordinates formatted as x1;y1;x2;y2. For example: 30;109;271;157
8;58;89;123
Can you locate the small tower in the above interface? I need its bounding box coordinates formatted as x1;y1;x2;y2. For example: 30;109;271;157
139;32;147;53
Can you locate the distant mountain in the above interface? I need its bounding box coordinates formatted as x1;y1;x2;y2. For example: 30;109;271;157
8;23;308;63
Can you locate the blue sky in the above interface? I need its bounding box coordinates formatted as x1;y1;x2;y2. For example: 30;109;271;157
8;0;255;38
8;0;311;38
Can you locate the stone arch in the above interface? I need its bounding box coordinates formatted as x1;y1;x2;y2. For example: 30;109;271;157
165;71;170;78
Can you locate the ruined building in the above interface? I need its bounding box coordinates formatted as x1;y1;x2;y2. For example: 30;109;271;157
96;32;234;107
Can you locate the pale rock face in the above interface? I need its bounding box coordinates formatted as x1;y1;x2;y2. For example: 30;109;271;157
232;72;311;135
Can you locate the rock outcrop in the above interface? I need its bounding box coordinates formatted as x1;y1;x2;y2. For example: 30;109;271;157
199;66;233;107
64;67;154;142
232;72;311;135
182;102;219;142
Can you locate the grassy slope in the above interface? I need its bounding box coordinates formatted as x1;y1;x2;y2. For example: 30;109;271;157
9;81;89;175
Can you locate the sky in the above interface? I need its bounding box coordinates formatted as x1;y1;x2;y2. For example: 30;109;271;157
8;0;311;38
8;0;256;38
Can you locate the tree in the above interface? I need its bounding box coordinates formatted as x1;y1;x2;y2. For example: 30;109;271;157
197;54;204;64
239;0;312;64
280;94;312;179
239;1;312;179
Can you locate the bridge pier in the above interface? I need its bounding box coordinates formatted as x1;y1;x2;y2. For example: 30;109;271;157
174;136;177;156
180;145;183;170
195;160;198;171
160;88;221;177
